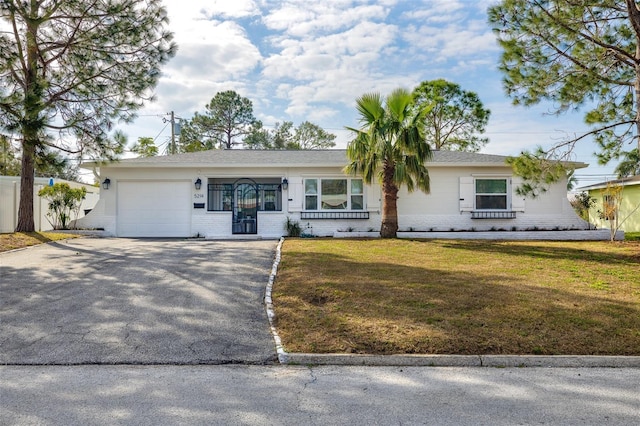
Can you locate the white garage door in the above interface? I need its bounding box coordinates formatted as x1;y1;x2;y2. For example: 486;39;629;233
117;181;191;237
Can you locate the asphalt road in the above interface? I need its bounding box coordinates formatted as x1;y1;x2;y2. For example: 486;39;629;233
1;365;639;425
0;238;278;365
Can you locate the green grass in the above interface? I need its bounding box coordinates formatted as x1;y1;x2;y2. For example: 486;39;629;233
0;232;79;252
626;232;640;241
273;239;640;355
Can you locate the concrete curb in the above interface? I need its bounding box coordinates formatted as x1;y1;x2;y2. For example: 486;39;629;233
265;237;289;364
283;353;640;368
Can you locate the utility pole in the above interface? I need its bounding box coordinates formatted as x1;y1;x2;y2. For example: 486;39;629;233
162;111;179;154
170;111;175;155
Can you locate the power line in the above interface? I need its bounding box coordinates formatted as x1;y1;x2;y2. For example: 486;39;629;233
152;122;169;143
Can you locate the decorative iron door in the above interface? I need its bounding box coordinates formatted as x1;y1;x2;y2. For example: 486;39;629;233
232;179;258;234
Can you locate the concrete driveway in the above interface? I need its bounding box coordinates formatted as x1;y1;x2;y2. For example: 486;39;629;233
0;238;278;365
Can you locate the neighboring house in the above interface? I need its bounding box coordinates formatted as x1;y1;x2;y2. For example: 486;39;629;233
579;175;640;233
76;150;589;238
0;176;99;233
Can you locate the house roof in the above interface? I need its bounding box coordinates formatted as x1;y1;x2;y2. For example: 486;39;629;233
578;175;640;191
82;149;587;170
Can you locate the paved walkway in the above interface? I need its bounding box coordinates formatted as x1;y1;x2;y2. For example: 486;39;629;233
0;238;278;365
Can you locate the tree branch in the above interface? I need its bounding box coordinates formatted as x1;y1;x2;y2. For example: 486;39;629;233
534;0;637;65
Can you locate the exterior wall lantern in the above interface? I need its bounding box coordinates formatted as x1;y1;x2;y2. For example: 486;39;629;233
102;178;111;190
281;177;288;190
194;178;202;190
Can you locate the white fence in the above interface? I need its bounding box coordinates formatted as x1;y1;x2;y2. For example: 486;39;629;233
0;176;99;233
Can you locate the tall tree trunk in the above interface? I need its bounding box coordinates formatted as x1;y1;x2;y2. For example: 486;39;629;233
380;162;399;238
15;8;41;232
226;130;233;149
16;141;36;232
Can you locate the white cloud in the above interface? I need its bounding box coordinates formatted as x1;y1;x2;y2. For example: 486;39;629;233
403;20;497;62
261;4;316;33
401;0;464;20
163;0;259;21
263;1;390;37
261;19;401;119
167;20;261;79
162;0;262;81
149;1;263;118
263;21;397;80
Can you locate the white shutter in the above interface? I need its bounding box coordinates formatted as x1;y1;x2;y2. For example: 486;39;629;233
287;180;303;212
510;177;526;212
459;176;474;212
366;183;381;211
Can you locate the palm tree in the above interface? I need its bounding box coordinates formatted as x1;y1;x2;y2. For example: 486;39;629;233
345;88;432;238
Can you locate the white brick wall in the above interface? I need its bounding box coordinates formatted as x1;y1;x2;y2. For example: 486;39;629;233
394;229;622;241
73;198;117;236
177;207;592;238
192;211;289;239
396;212;589;232
282;212;382;237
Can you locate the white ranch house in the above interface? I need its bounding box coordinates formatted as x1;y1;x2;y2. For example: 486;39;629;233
76;149;593;239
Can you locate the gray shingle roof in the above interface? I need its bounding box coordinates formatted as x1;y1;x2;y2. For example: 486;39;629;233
82;149;588;169
83;149;526;169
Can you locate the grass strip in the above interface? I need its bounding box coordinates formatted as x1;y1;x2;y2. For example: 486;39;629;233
0;232;80;253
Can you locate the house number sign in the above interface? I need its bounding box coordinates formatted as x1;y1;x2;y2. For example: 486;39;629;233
194;193;204;199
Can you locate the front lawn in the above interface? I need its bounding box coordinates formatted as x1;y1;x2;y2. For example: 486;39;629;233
273;239;640;355
0;232;80;253
626;232;640;241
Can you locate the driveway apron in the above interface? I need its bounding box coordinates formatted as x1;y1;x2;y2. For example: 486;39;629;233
0;238;278;364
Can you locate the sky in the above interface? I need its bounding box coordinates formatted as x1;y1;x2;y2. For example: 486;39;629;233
115;0;619;187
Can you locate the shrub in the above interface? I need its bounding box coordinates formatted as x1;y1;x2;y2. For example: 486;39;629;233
285;217;302;237
38;183;86;230
570;191;595;221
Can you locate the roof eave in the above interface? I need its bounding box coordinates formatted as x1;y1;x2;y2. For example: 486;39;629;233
81;161;347;169
579;181;640;191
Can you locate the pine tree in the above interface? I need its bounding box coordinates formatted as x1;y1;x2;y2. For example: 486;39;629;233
0;0;176;231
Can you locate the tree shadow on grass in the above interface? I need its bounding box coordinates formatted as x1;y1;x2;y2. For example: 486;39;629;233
274;250;640;356
435;239;640;266
22;232;54;243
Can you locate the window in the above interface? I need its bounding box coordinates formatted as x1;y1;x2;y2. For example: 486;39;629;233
475;178;508;210
258;185;281;211
208;184;233;211
304;178;364;211
351;179;364;210
208;182;282;212
305;179;318;210
321;179;347;209
263;189;277;211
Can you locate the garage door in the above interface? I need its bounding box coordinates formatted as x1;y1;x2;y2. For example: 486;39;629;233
117;181;191;237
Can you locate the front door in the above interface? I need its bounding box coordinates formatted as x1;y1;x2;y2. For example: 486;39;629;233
232;179;258;234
